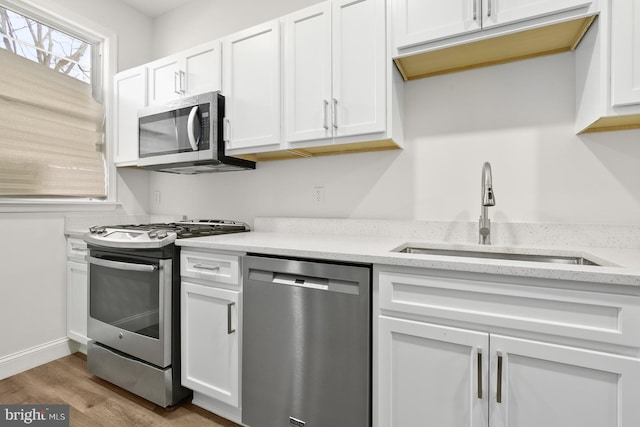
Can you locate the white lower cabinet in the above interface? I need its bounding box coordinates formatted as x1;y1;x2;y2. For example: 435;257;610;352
489;334;640;427
376;267;640;427
181;282;239;406
180;249;242;424
66;237;88;346
66;260;88;345
379;317;489;426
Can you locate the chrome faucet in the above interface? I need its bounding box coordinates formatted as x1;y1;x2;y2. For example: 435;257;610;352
479;162;496;245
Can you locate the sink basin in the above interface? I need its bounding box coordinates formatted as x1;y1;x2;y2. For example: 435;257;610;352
395;246;600;266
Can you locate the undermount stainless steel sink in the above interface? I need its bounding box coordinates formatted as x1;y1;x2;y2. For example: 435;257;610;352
395;246;600;266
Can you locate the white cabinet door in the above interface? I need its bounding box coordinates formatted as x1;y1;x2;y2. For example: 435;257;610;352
181;281;240;407
490;334;640;427
67;260;88;345
285;0;386;145
482;0;592;28
378;316;489;427
147;41;222;105
332;0;386;138
223;20;282;152
611;0;640;107
182;40;222;97
284;2;332;143
393;0;481;48
113;66;146;165
393;0;591;48
148;55;181;105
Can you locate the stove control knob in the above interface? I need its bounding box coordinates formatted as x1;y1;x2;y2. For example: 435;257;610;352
157;230;168;239
148;230;157;239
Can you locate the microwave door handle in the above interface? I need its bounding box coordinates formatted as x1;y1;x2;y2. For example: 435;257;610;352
187;105;200;151
88;256;158;272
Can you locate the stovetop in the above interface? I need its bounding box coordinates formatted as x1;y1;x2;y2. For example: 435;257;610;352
85;219;250;249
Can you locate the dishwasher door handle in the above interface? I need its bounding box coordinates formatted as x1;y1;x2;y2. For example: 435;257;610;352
272;273;329;290
247;265;364;296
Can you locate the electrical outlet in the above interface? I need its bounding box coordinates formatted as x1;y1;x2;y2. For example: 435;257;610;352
153;191;161;205
313;186;325;205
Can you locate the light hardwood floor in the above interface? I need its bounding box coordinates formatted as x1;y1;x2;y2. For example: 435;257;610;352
0;353;241;427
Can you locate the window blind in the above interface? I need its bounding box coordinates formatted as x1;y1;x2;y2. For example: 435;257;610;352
0;47;106;198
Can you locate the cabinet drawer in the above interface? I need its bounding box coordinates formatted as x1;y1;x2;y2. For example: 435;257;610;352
378;269;640;349
181;250;240;285
67;237;88;260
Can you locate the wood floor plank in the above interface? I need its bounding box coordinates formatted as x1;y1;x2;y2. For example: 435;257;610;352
0;353;241;427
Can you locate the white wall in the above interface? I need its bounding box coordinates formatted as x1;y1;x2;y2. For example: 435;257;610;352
0;0;153;364
147;48;640;226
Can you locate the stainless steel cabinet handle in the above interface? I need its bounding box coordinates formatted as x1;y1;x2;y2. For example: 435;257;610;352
477;349;483;399
174;71;181;95
223;117;231;145
473;0;477;20
88;256;158;272
179;70;186;94
227;302;236;334
70;243;87;251
487;0;492;17
193;264;220;271
496;351;503;403
333;98;338;129
323;99;329;130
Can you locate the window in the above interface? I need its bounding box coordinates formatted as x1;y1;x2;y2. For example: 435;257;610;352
0;4;106;198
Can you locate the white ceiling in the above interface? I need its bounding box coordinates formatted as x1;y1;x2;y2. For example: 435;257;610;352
120;0;193;17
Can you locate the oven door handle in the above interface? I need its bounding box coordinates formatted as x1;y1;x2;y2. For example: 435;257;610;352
88;256;159;272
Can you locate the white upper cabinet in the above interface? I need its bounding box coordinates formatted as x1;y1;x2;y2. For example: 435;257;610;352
392;0;597;81
394;0;594;49
332;0;386;138
113;65;146;165
611;0;640;107
576;0;640;133
482;0;593;28
147;55;180;105
393;0;482;48
223;20;282;153
284;3;332;143
148;39;222;105
284;0;386;146
113;0;401;163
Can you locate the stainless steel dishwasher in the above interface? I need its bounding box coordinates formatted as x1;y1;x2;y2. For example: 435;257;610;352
242;255;371;427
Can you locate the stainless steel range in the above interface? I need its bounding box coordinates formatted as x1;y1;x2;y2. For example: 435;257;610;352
83;219;249;407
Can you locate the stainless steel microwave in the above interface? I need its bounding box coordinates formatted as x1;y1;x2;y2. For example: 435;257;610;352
137;91;255;174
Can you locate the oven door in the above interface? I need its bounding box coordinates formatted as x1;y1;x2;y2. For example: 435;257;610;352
87;251;172;368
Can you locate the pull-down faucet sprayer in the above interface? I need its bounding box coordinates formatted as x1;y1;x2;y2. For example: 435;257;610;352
479;162;495;245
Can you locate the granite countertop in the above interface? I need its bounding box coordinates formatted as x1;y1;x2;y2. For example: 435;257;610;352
176;218;640;287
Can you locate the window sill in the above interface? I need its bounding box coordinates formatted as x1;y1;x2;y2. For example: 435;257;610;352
0;199;120;213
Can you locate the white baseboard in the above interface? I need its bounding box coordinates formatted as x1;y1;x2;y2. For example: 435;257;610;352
0;338;77;380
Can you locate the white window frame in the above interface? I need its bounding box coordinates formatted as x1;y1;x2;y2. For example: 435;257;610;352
0;0;118;213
